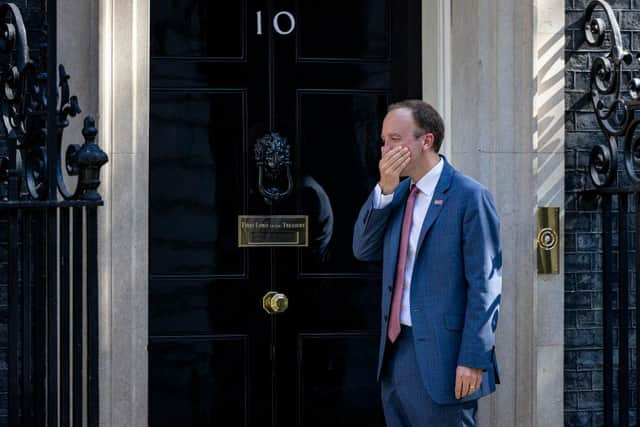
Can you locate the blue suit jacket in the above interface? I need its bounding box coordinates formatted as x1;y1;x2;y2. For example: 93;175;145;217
352;157;502;405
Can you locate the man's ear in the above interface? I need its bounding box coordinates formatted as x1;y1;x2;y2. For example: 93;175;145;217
422;133;435;152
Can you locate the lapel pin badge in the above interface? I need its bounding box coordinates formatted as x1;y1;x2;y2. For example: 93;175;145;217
434;199;444;205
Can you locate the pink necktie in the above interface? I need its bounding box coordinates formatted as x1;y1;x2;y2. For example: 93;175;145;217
388;184;420;343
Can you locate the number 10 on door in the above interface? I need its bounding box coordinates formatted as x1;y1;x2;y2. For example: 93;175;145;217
256;10;296;35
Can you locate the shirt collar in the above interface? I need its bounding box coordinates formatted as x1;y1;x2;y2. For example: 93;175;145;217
413;158;444;197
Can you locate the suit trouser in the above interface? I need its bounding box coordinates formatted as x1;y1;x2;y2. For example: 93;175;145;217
381;325;477;427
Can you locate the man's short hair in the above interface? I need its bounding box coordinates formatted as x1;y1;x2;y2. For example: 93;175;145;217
388;100;445;153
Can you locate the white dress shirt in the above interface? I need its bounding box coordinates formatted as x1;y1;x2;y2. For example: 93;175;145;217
373;158;444;326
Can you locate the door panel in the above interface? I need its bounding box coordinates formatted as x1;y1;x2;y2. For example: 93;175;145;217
149;279;255;335
150;2;270;426
150;91;247;276
271;1;421;425
149;1;421;425
296;0;389;60
151;1;247;58
297;334;383;426
296;91;388;274
149;338;249;426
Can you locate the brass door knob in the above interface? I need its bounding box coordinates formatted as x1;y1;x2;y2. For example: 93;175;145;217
262;291;289;314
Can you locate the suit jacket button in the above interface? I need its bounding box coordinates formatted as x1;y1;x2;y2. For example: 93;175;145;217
387;286;392;292
384;315;388;321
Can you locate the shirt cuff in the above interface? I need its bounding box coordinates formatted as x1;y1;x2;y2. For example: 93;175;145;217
374;184;394;209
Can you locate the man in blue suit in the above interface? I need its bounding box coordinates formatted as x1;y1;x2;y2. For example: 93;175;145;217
353;100;501;426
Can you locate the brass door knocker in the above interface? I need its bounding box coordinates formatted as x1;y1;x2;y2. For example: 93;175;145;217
254;132;293;204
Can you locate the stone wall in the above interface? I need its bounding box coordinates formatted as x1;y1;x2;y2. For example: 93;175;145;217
451;0;565;425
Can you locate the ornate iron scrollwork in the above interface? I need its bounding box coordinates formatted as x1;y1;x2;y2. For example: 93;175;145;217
0;2;107;202
584;0;640;187
254;132;293;204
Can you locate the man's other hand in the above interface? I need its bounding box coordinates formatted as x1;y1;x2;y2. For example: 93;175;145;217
455;365;483;399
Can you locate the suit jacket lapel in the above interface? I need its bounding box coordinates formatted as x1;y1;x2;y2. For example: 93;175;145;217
416;158;455;254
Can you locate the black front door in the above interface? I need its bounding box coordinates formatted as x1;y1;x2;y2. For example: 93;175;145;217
148;2;422;426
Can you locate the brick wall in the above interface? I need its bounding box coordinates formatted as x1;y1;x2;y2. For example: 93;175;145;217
565;0;639;425
0;2;45;425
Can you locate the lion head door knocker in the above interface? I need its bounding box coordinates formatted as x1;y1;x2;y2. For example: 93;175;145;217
254;132;293;204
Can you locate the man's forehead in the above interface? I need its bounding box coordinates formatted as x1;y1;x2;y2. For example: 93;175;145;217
383;109;415;130
387;106;413;117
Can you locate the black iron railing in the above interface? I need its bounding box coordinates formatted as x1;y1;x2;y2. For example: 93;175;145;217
0;1;107;426
583;1;640;425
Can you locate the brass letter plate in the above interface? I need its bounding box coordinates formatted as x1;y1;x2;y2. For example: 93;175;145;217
238;215;308;247
536;207;560;274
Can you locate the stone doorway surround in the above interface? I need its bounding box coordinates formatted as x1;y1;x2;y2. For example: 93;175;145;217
82;0;564;425
449;1;565;426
